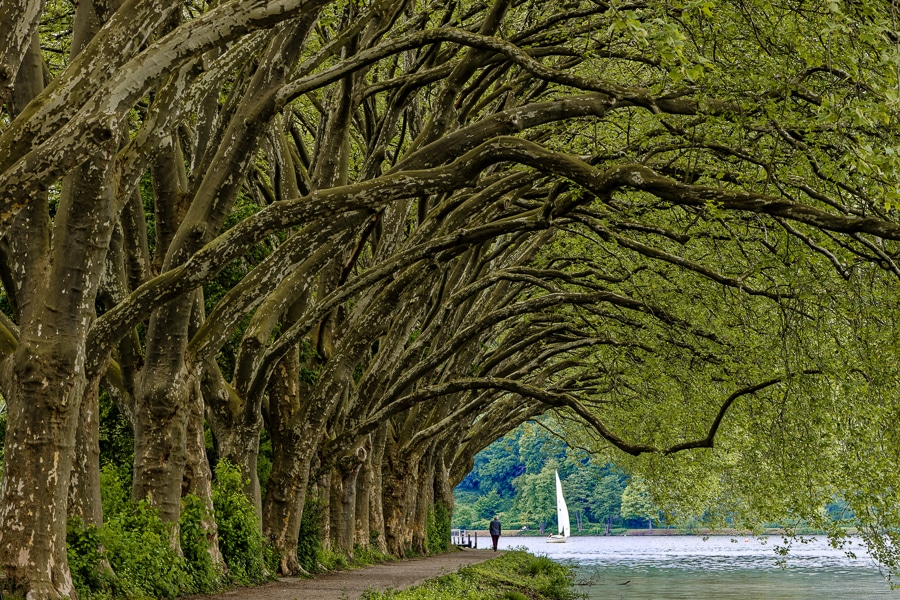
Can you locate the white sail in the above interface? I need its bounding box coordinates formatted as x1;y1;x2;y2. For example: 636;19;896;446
555;470;570;538
547;471;570;542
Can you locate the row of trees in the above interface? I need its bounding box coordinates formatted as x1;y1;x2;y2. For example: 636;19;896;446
2;0;900;597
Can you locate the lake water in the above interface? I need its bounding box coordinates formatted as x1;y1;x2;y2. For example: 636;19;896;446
497;534;897;598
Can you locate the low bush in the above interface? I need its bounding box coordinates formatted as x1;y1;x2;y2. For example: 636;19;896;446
68;498;212;599
68;461;274;598
353;543;394;566
425;503;452;555
297;494;324;573
318;547;350;571
212;460;273;583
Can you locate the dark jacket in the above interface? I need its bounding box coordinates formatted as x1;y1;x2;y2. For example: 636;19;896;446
489;519;502;535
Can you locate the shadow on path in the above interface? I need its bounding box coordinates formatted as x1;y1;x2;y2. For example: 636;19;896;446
191;549;503;600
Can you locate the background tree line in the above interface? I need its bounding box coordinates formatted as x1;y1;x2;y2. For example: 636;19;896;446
2;0;900;597
453;422;635;534
453;421;855;535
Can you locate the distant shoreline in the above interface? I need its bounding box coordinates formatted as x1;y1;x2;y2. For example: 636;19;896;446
460;527;857;538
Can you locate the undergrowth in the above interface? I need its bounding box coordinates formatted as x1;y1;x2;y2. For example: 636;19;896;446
67;461;273;599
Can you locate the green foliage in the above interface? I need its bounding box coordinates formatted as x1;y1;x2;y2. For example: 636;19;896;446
587;472;626;523
297;493;324;573
352;544;393;566
473;491;504;521
619;478;657;529
98;464;131;520
318;547;350;571
511;466;557;533
455;422;637;532
359;550;578;600
68;496;222;600
425;503;451;554
98;391;134;487
212;460;272;584
178;495;221;593
67;518;114;598
361;572;490;600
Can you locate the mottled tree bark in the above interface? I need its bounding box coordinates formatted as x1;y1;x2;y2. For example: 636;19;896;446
367;426;388;553
0;351;83;598
317;468;332;552
354;460;372;549
131;299;193;523
183;376;224;569
382;450;423;557
329;449;365;556
262;345;316;574
69;379;104;527
413;452;436;554
0;141;116;598
204;357;263;515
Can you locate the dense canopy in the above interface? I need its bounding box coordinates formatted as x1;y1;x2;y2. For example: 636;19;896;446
2;0;900;597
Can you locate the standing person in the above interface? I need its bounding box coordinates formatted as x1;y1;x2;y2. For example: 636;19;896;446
490;516;502;551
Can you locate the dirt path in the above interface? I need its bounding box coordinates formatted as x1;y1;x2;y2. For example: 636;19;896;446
195;549;502;600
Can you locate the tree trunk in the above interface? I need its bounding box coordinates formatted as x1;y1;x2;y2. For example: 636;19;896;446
182;376;224;569
202;357;262;515
0;353;83;598
412;457;435;554
354;439;373;549
330;452;365;557
317;468;332;551
132;324;192;524
69;378;103;527
383;450;422;557
0;106;116;597
367;427;388;553
218;422;262;514
261;344;323;574
261;423;319;575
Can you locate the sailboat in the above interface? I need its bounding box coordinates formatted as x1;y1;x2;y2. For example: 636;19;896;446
546;470;570;543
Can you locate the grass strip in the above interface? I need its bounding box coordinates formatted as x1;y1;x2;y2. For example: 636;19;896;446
360;549;581;600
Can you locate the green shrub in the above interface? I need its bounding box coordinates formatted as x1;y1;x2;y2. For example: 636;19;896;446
67;517;116;598
297;494;324;573
98;464;131;520
179;494;222;593
69;461;275;598
318;547;349;571
353;543;393;566
425;503;451;555
68;500;197;599
361;572;494;600
212;460;271;584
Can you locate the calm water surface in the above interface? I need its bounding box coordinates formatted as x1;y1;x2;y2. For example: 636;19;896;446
497;534;896;598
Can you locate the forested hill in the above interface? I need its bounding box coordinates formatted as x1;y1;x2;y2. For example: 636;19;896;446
453;422;650;534
454;421;853;535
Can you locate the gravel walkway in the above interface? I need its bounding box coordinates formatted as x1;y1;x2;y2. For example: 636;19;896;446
193;549;502;600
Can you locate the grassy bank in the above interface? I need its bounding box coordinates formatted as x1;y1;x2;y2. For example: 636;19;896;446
360;550;580;600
